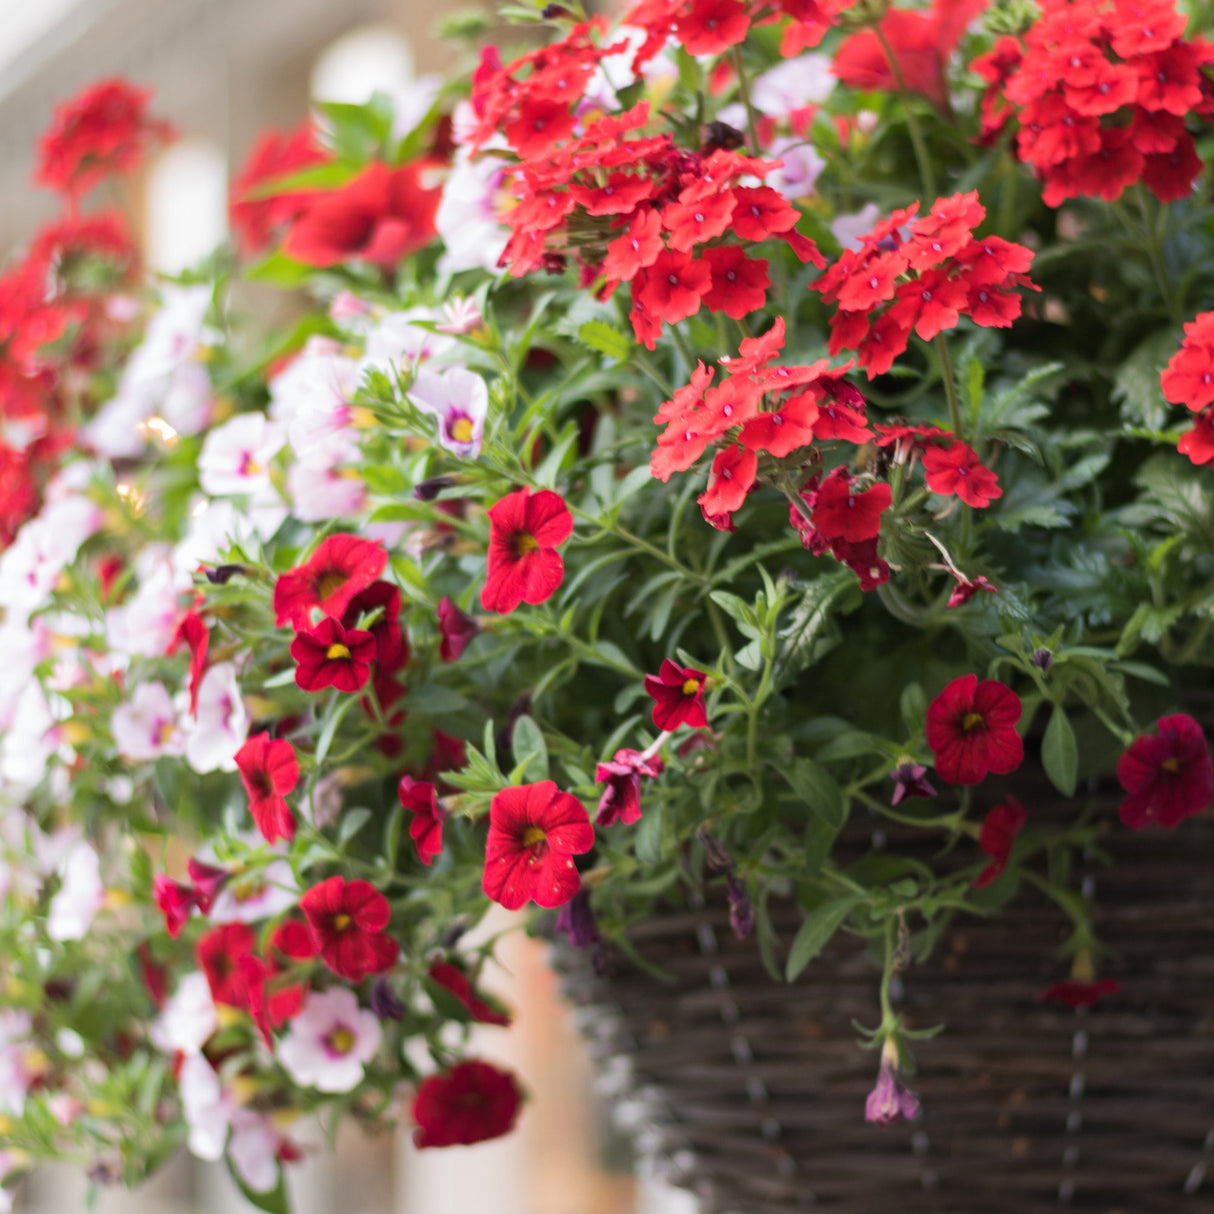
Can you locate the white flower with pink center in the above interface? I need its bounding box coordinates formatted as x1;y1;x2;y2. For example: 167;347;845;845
46;840;104;941
359;306;456;373
767;138;827;201
435;152;513;275
111;682;187;763
151;971;219;1056
198;413;286;499
210;857;298;924
286;454;367;523
185;663;248;774
0;494;102;621
269;337;361;463
407;366;489;459
105;551;192;659
276;987;381;1093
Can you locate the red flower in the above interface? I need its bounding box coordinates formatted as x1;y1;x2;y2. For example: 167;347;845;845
229;124;329;254
427;962;512;1026
701;246;770;319
235;733;300;843
197;923;257;1009
168;611;209;718
1116;713;1214;829
635;250;712;327
412;1060;523;1149
299;876;399;981
926;674;1024;785
1161;313;1214;412
399;775;445;866
36;78;174;197
284;161;441;269
1178;410;1214;465
480;487;574;615
811;472;892;543
291;618;377;693
186;859;231;914
341;579;409;675
922;441;1002;507
644;659;709;731
697;446;757;519
482;781;595;911
153;876;197;938
676;0;750;55
595;747;665;827
738;391;820;457
1037;978;1122;1009
972;796;1027;888
273;534;388;630
947;574;998;608
437;596;478;662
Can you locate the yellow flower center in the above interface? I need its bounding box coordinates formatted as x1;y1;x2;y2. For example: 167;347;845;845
516;532;539;556
450;417;474;443
682;678;701;697
315;571;346;600
333;913;352;931
326;643;351;660
1161;756;1181;773
327;1027;356;1055
961;712;984;731
521;825;547;849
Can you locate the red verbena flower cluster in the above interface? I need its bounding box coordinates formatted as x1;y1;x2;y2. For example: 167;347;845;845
983;0;1214;205
788;468;894;591
1161;311;1214;465
815;192;1038;377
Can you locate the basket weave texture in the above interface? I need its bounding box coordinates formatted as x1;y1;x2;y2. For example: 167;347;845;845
555;790;1214;1213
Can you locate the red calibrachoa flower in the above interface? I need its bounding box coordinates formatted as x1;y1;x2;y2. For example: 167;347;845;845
153;876;196;938
437;596;478;662
595;748;665;827
273;534;388;630
36;78;175;198
168;611;209;718
972;796;1027;888
427;962;512;1026
1116;713;1214;829
644;660;709;731
481;487;574;614
398;775;444;866
186;859;230;913
926;674;1024;785
229;123;329;255
235;732;300;843
1037;978;1122;1008
291;618;377;693
243;919;320;1045
197;923;257;1008
412;1059;523;1149
300;876;399;981
341;580;409;675
481;781;595;911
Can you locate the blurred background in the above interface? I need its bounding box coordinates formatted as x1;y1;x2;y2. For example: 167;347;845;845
0;0;697;1210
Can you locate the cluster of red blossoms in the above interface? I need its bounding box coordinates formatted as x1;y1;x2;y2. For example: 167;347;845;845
976;0;1214;205
815;191;1038;378
468;26;822;347
1161;310;1214;464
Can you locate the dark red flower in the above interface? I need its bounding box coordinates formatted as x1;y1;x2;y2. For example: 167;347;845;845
273;534;388;630
1116;713;1214;829
168;611;209;718
926;674;1024;785
1037;978;1122;1009
427;962;512;1026
399;775;445;866
482;781;595;911
947;574;998;608
291;618;377;693
185;859;231;914
644;659;709;731
299;876;399;981
36;78;174;197
437;596;479;662
480;487;574;615
197;923;257;1009
235;733;300;843
889;761;936;805
153;875;197;938
412;1060;523;1149
341;579;409;674
595;747;665;827
811;472;892;543
284;160;442;269
973;796;1027;888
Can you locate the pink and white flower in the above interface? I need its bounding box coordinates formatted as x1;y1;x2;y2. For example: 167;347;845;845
407;366;489;458
150;971;219;1056
185;663;248;774
111;682;187;762
47;840;104;942
198;413;286;499
210;857;298;924
276;987;382;1093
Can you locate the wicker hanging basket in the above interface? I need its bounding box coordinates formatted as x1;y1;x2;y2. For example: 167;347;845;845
555;779;1214;1213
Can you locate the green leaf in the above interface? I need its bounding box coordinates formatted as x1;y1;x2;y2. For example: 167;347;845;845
407;684;469;715
634;800;665;865
785;894;863;981
338;807;372;847
511;715;549;782
786;759;847;829
225;1158;288;1214
1042;704;1078;797
803;815;842;876
900;683;927;736
577;319;634;362
315;695;360;767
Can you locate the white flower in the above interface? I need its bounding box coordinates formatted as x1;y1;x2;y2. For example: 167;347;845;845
832;202;884;252
767;137;827;201
105;555;192;659
151;972;219;1056
407;366;489;459
269;337;361;463
185;663;248;774
228;1110;281;1192
198;413;286;499
111;682;187;762
210;858;298;924
752;54;835;117
437;296;483;335
287;455;367;523
276;987;381;1093
388;74;443;142
0;682;59;795
435;152;512;274
47;840;104;941
179;1052;230;1161
0;495;102;619
359;307;455;374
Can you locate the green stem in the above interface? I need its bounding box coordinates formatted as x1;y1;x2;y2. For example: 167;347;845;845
873;25;938;201
731;44;763;158
572;506;708;585
1135;183;1182;326
934;334;963;439
879;917;897;1026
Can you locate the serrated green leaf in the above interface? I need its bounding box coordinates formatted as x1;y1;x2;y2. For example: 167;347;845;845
577;319;634;361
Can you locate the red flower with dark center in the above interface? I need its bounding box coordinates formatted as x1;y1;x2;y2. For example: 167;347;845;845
167;610;209;718
676;0;751;55
291;618;377;693
437;596;479;662
36;78;175;197
738;391;820;457
398;775;445;866
235;733;300;843
662;192;737;253
299;876;399;981
482;781;595;911
273;534;388;630
972;796;1027;888
926;675;1024;785
153;875;197;938
197;923;257;1009
700;246;770;319
922;441;1002;507
427;962;512;1026
284;160;441;269
412;1060;523;1149
480;486;573;615
1116;713;1214;829
341;579;409;675
644;659;709;731
1037;978;1122;1008
595;747;664;826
